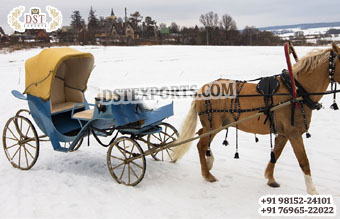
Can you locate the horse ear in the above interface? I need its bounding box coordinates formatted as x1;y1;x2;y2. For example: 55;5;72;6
332;42;340;55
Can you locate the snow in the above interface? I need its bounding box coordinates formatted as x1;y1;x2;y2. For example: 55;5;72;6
0;45;339;219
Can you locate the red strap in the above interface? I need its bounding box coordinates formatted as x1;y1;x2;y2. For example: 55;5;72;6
284;42;299;108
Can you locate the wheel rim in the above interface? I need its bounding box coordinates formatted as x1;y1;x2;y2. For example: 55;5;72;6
147;122;179;161
2;116;39;170
107;137;146;186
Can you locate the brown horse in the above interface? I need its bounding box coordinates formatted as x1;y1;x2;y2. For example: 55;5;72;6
172;43;340;194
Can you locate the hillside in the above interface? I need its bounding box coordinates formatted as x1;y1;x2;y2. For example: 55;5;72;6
259;21;340;31
258;21;340;44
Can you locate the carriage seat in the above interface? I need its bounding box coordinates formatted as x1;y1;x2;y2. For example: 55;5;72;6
51;102;83;114
73;108;94;120
50;62;85;114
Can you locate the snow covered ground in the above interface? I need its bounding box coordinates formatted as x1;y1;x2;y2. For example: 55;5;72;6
0;45;339;219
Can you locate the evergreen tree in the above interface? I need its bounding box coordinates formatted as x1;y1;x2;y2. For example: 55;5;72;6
88;6;99;42
70;11;85;34
129;11;143;27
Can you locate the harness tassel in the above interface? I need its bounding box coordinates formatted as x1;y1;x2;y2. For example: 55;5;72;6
330;83;339;110
223;129;229;146
331;101;339;110
234;126;239;159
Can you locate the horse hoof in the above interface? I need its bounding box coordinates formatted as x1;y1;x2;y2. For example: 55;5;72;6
204;174;218;182
307;188;319;195
268;181;280;188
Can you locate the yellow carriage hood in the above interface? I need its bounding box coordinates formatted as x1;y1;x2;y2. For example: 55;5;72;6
24;48;94;101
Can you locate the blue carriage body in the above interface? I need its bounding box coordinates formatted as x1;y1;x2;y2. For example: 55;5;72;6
13;48;174;152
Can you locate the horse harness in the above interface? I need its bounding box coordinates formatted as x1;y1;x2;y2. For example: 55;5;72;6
199;50;339;162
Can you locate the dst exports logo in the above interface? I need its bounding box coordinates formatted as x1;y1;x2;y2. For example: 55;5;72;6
8;6;62;32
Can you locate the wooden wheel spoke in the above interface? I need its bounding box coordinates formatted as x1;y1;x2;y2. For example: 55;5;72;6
153;150;160;157
151;133;162;142
11;146;21;160
119;164;126;180
111;162;124;170
6;142;19;150
23;146;29;168
163;126;168;142
110;155;124;161
123;140;126;150
166;149;173;161
23;146;35;159
24;125;31;138
7;127;19;141
128;145;135;159
6;136;18;141
158;132;162;143
26;142;37;149
130;161;143;170
117;145;127;159
129;164;139;179
165;132;177;143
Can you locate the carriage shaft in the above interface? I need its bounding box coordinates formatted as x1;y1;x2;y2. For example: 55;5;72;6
125;97;302;163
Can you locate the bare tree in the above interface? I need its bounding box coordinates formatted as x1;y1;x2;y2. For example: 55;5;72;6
220;14;237;44
169;22;180;33
199;11;218;45
220;14;236;31
199;11;219;28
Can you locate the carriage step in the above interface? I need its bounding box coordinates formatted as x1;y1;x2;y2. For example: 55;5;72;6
54;147;69;152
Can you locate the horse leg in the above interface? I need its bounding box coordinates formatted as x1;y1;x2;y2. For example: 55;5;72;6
265;135;288;187
197;128;217;182
288;135;318;195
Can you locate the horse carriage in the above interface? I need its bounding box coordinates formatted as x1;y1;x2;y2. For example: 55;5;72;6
3;43;340;194
2;48;178;186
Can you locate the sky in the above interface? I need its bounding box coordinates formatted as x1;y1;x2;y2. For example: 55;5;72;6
2;0;340;34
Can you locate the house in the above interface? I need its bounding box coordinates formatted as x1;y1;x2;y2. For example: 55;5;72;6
34;29;50;42
57;26;76;42
109;21;139;40
14;29;51;43
125;22;136;39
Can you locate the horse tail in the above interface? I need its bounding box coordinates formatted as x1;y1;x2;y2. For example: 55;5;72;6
171;100;198;162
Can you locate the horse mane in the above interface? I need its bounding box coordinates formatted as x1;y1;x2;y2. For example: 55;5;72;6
293;48;331;76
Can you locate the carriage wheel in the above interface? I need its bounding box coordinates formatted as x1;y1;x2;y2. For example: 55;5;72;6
107;137;146;186
62;138;84;152
147;122;179;161
2;116;39;170
15;109;30;118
